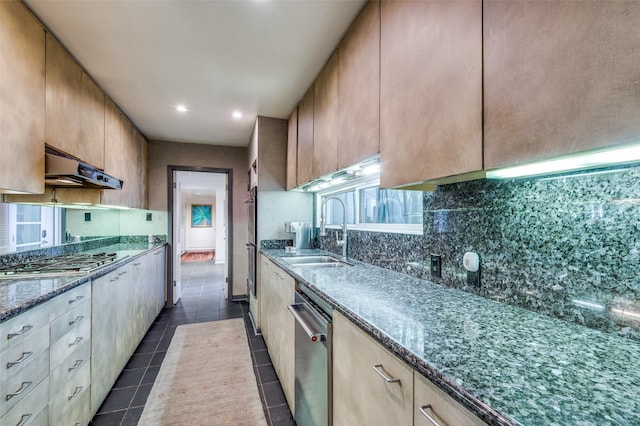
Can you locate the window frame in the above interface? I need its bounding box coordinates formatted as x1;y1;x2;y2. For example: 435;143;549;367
316;176;423;235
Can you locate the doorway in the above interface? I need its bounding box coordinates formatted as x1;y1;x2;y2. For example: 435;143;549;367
168;167;233;305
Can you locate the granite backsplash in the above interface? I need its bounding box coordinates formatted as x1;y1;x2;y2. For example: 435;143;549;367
319;165;640;341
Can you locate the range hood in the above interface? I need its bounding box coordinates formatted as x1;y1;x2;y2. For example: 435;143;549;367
45;148;123;190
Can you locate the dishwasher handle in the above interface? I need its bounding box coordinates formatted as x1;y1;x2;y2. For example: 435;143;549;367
288;303;326;342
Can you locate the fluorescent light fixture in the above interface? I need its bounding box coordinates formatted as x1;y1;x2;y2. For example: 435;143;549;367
176;105;188;112
612;307;640;322
571;299;605;312
361;164;380;176
232;111;243;119
486;143;640;179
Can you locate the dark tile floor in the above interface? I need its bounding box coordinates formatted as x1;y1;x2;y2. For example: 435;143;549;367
90;260;295;426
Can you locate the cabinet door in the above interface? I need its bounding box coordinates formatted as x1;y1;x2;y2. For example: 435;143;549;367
286;108;298;190
484;1;640;170
259;256;295;413
332;311;413;426
132;127;149;209
338;0;380;169
313;51;339;178
46;33;105;167
380;0;482;188
101;98;124;206
297;87;315;185
0;1;45;194
79;71;105;169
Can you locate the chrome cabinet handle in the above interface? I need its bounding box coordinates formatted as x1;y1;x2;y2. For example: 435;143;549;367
6;381;32;401
133;262;142;266
110;276;119;282
68;337;83;347
7;325;33;340
419;405;447;426
68;359;84;372
68;295;84;304
68;315;84;326
7;352;33;369
373;364;401;383
16;413;32;426
119;270;128;275
68;386;83;401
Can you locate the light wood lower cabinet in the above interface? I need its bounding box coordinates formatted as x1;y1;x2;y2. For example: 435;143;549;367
91;248;166;416
414;372;485;426
259;255;295;414
332;311;413;426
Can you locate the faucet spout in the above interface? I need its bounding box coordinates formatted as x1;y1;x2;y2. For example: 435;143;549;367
320;196;348;260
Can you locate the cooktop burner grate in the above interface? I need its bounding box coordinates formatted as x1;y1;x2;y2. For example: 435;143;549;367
0;252;117;278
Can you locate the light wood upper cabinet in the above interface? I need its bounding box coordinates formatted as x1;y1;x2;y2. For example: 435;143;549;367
46;33;104;169
286;108;298;190
297;87;315;186
101;98;124;207
0;1;45;194
484;1;640;170
338;0;380;169
132;127;149;210
380;0;482;188
313;51;339;178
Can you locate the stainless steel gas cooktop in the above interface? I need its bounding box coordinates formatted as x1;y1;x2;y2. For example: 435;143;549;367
0;252;117;279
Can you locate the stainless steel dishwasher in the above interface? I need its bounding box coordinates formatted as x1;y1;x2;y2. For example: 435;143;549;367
288;289;332;426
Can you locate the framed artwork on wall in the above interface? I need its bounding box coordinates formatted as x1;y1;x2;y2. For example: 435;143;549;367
191;204;212;227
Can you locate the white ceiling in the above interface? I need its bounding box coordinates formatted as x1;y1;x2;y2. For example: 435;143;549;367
176;171;226;197
25;0;366;147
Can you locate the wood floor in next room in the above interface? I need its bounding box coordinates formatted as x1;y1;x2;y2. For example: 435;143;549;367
89;260;295;426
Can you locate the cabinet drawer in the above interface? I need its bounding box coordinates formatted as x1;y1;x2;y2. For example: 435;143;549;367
414;373;486;426
50;299;90;344
54;383;90;426
1;325;49;380
49;340;90;394
0;351;49;417
0;303;49;353
49;357;90;424
50;309;90;369
46;283;92;324
0;373;49;424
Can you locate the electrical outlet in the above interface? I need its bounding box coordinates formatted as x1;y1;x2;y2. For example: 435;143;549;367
430;254;441;278
467;270;481;286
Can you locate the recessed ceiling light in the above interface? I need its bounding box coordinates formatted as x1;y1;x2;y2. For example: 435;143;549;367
232;111;243;119
176;105;188;112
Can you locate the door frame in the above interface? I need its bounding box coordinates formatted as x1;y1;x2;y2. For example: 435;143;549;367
167;165;234;305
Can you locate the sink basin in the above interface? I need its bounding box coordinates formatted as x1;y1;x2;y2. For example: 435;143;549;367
283;256;341;265
282;255;350;268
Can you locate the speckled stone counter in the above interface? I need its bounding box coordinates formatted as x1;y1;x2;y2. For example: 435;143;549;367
0;242;167;322
262;249;640;426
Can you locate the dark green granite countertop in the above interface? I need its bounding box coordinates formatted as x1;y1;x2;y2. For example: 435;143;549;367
263;249;640;426
0;242;166;322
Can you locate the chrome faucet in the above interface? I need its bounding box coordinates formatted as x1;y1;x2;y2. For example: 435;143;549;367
319;196;348;260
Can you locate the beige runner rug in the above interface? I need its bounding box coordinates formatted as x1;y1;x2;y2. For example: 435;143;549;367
138;319;267;426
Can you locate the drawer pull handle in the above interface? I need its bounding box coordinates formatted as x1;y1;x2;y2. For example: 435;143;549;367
68;315;84;326
16;413;32;426
6;381;32;401
68;386;83;401
7;352;33;369
68;295;84;304
134;262;142;266
119;271;128;275
419;404;447;426
69;337;83;347
7;325;33;340
110;277;119;282
68;359;84;372
373;364;400;384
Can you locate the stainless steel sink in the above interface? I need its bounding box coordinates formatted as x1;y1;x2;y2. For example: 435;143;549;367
282;255;350;268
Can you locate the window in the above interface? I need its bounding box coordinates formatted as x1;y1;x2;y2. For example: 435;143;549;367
318;178;423;234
